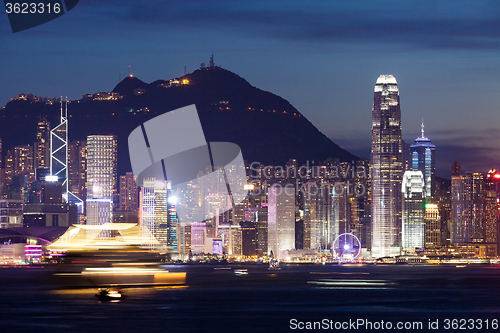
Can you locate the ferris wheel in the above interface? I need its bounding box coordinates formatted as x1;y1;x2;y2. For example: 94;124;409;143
333;233;361;262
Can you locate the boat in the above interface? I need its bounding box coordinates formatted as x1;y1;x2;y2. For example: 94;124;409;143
95;288;123;301
269;259;280;270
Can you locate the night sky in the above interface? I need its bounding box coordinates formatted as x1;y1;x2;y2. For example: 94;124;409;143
1;0;500;177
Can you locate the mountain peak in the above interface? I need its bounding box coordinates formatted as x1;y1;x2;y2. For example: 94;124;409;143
112;75;148;96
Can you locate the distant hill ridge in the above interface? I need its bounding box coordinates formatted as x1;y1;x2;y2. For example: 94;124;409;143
0;67;358;175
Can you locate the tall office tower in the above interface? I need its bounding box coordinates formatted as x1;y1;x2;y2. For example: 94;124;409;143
409;121;436;200
451;162;467;244
68;140;87;201
402;170;425;251
267;184;295;259
177;223;191;257
240;220;258;256
424;203;441;248
190;221;206;254
371;74;403;257
166;184;179;253
50;100;68;198
119;172;138;211
86;135;117;226
435;178;452;246
303;181;333;250
484;170;500;253
333;182;349;237
34;117;50;169
469;172;484;243
243;204;268;256
140;178;168;249
451;166;484;244
359;159;372;249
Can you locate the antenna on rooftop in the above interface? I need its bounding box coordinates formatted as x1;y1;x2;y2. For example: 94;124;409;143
209;52;215;68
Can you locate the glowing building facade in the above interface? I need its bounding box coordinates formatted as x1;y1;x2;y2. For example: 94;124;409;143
371;75;403;257
451;163;485;244
410;121;436;200
139;178;179;251
424;203;441;248
303;181;334;251
140;178;168;249
86;135;117;226
402;170;424;251
267;184;295;259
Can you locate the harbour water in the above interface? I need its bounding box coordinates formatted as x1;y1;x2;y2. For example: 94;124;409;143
1;264;500;332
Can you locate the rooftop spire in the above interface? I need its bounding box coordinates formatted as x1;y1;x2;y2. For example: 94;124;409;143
421;117;425;138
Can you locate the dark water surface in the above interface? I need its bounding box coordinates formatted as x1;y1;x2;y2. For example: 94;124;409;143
1;264;500;332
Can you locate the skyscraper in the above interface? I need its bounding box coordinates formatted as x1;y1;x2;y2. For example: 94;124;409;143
140;178;168;249
451;162;466;244
267;184;295;259
35;117;50;169
484;170;500;254
86;135;117;226
303;181;333;250
451;164;484;244
424;203;441;248
119;172;138;211
68;140;87;202
402;170;424;251
409;121;436;200
50;100;68;197
371;75;403;257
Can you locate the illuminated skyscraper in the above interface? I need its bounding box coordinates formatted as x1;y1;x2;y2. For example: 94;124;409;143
86;135;117;226
303;181;333;250
371;75;403;257
484;170;500;253
267;184;295;259
409;121;436;200
140;178;168;249
424;203;441;248
35;117;50;169
50;100;68;197
451;162;466;244
68;140;87;202
402;170;424;251
451;164;484;244
119;172;138;211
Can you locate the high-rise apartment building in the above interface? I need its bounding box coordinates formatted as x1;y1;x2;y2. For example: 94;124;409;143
371;75;403;257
